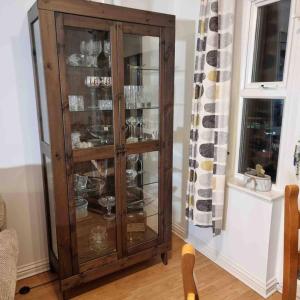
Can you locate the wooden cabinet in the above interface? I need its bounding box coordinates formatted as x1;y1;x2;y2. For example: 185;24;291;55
28;0;175;297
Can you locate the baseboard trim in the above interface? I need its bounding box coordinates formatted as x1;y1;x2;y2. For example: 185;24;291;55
17;258;50;280
188;234;277;299
172;223;185;239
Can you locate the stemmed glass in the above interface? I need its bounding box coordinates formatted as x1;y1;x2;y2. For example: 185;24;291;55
98;196;116;220
103;40;111;68
136;116;144;141
126;116;138;143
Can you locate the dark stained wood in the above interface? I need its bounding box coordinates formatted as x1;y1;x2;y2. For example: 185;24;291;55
61;243;168;291
73;146;115;163
79;252;118;273
28;1;175;296
126;140;159;155
63;13;113;30
283;184;300;300
55;12;79;275
160;25;175;251
111;22;124;260
28;15;56;278
38;9;73;278
37;0;175;28
122;22;160;37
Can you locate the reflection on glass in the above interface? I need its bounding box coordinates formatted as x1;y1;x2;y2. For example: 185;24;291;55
73;158;116;264
238;98;284;182
252;0;291;82
123;34;160;143
126;151;159;247
45;156;58;259
64;27;113;149
33;20;50;144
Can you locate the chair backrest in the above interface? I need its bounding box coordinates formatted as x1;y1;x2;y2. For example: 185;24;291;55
181;244;199;300
283;184;300;300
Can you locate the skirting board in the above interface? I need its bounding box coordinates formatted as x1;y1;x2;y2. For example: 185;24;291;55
188;234;278;298
172;223;186;239
17;258;50;280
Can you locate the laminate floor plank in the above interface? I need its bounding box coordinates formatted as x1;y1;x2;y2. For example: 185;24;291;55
15;234;282;300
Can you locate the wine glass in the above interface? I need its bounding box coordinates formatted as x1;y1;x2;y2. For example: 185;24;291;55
98;196;116;220
103;40;111;57
136;116;144;141
127;154;139;170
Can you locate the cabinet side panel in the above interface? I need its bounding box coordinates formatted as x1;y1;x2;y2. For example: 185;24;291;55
38;9;73;277
29;16;59;268
160;26;175;250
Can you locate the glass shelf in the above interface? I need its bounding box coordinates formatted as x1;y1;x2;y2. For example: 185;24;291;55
128;65;159;71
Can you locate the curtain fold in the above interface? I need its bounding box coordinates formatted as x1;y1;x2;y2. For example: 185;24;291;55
186;0;235;235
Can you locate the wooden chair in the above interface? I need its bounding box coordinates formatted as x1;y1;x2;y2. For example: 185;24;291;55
283;185;300;300
181;244;199;300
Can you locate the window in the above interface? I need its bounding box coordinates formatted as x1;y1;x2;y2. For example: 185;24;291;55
252;0;291;82
237;0;292;184
238;98;284;182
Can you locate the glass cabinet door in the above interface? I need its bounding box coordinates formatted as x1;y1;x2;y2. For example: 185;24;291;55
73;158;117;264
121;25;162;253
123;34;160;144
63;20;114;151
126;151;159;250
56;15;119;268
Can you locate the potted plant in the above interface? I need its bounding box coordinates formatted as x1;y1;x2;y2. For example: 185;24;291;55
244;164;272;192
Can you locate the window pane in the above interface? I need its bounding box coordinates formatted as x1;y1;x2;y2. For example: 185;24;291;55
238;98;284;182
33;20;50;144
126;151;159;248
252;0;291;82
44;156;58;259
123;35;160;144
73;158;117;264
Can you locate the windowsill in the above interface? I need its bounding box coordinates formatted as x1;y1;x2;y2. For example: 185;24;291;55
226;177;284;202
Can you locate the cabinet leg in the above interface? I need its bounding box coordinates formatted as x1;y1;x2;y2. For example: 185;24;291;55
161;252;168;265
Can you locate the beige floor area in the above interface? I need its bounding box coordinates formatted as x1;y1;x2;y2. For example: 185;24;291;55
15;234;282;300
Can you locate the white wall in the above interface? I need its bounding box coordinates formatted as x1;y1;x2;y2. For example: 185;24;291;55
0;0;49;278
0;0;200;277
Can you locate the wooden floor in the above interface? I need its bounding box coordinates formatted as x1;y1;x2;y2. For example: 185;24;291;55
16;234;282;300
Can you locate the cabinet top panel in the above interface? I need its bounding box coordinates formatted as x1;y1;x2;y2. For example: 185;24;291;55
35;0;175;28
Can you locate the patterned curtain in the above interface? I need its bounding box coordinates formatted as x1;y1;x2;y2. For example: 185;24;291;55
186;0;235;235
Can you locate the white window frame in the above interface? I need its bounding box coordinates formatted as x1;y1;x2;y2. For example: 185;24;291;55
234;0;296;187
244;0;294;91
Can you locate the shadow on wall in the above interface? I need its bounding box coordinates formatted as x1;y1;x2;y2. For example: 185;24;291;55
0;165;48;267
172;19;197;236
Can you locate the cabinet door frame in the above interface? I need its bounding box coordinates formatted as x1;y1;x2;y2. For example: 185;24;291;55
115;21;174;256
55;13;123;273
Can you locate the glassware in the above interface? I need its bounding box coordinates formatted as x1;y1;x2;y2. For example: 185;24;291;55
98;196;116;220
103;40;111;57
126;116;138;143
89;225;108;253
71;132;81;148
68;95;84;111
127;154;139;169
136;116;144;140
74;174;88;191
126;169;138;187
